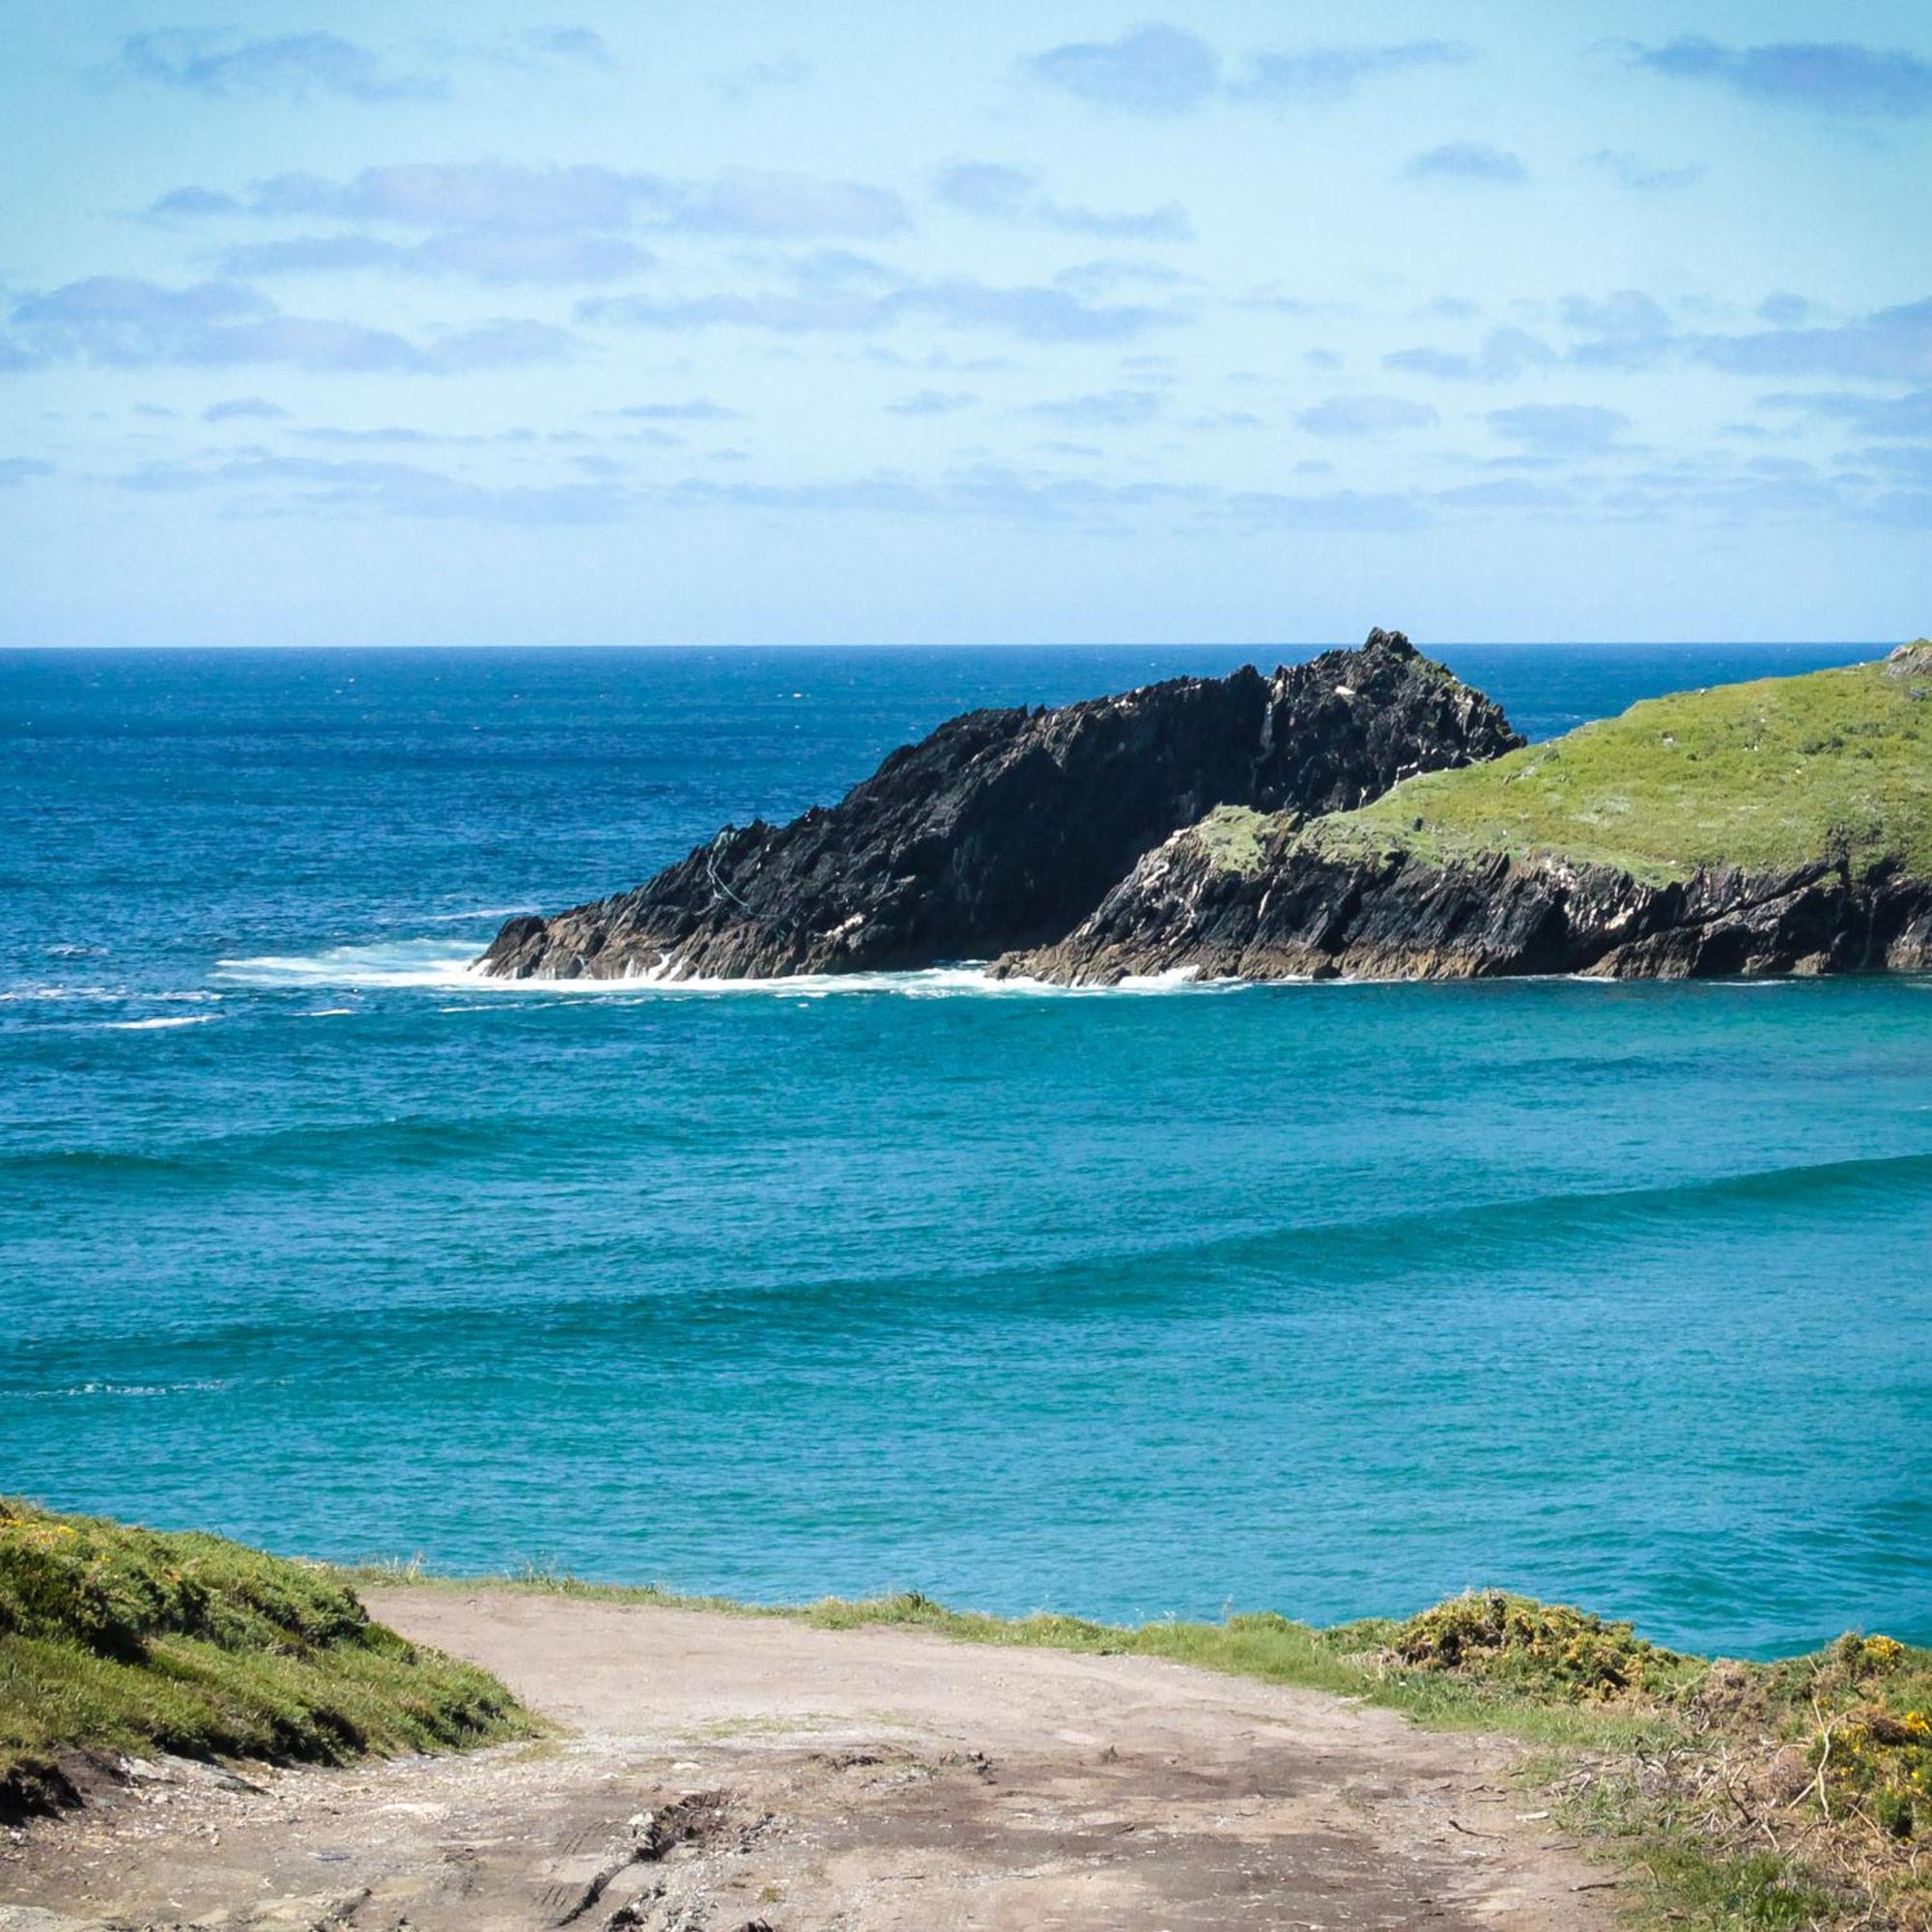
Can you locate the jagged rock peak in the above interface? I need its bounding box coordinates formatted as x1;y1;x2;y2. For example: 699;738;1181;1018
477;630;1521;983
1360;626;1414;654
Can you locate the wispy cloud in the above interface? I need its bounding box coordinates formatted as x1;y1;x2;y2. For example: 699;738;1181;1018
1760;389;1932;438
1687;298;1932;382
1022;24;1222;114
3;277;577;373
104;442;1440;535
212;231;655;286
0;457;54;485
675;169;908;239
1018;388;1162;428
582;271;1182;344
611;400;740;423
1560;291;1676;369
1383;326;1554;383
203;396;288;422
1630;37;1932;119
1387;291;1932;388
1233;40;1470;102
1487;403;1631;455
102;24;614;102
1296;394;1438;436
513;27;613;71
1582;149;1705;193
151;162;665;230
152;161;909;242
885;389;980;416
1022;24;1469;114
1435;476;1574;510
1054;260;1192;300
104;29;444;102
934;163;1191;241
121;452;627;523
714;54;811;102
1402;143;1527;185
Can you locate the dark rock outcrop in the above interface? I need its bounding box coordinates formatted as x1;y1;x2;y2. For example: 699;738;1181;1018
478;630;1521;980
997;818;1932;984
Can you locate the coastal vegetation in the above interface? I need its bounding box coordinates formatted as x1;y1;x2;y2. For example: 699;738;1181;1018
8;1496;1926;1926
355;1562;1932;1931
1310;644;1932;885
0;1500;529;1821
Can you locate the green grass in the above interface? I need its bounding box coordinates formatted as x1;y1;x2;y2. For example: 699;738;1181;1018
1188;804;1275;875
1303;646;1932;885
0;1500;531;1817
348;1565;1932;1929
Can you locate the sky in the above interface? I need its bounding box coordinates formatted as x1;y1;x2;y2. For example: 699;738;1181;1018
2;1;1929;645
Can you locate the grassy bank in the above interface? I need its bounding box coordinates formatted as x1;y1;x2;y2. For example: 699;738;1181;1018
0;1500;530;1819
352;1562;1932;1931
1309;643;1932;884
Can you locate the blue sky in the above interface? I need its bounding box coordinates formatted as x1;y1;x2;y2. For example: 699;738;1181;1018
3;1;1928;644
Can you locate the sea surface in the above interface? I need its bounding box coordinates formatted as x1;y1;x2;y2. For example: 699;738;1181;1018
3;641;1927;1659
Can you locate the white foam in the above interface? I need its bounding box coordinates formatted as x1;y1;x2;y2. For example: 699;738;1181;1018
215;937;488;989
502;960;1249;999
0;984;125;1004
103;1014;219;1031
29;1378;231;1401
213;935;1250;1000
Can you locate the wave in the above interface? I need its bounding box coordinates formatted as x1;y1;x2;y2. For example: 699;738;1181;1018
417;905;536;924
0;1113;659;1184
0;984;126;1004
215;937;488;989
212;935;1250;999
101;1014;219;1032
20;1378;232;1402
201;928;1932;1003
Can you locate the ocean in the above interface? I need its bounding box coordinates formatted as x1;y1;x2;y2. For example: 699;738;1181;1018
2;641;1926;1659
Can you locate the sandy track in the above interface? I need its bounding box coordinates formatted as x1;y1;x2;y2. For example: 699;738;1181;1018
0;1588;1618;1931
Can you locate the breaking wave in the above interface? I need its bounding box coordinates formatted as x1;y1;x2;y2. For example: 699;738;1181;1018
213;936;1247;998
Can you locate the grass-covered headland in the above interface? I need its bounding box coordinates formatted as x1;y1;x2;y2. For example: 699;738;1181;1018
1312;641;1932;885
0;1499;529;1821
354;1560;1932;1931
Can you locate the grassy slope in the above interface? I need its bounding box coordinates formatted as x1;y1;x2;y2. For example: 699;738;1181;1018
1304;649;1932;885
0;1501;530;1816
351;1565;1932;1932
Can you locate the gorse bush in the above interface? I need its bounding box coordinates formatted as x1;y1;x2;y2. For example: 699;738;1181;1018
1391;1589;1692;1700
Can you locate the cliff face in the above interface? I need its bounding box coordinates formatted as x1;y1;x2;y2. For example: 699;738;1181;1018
478;630;1521;981
1002;641;1932;984
997;814;1932;984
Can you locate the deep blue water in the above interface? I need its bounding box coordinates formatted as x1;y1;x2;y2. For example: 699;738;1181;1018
2;641;1926;1659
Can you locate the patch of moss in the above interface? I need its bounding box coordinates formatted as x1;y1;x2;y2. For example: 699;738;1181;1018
1187;805;1276;876
1307;648;1932;884
0;1501;530;1817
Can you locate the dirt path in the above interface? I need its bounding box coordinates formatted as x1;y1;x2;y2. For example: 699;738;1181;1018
1;1588;1619;1931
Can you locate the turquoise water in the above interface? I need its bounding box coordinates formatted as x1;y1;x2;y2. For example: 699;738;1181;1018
3;643;1927;1659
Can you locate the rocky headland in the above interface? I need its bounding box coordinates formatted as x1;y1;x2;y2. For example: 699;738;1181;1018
478;629;1520;980
1001;643;1932;984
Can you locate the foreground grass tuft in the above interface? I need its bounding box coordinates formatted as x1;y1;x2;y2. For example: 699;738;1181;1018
349;1565;1931;1929
0;1500;530;1818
